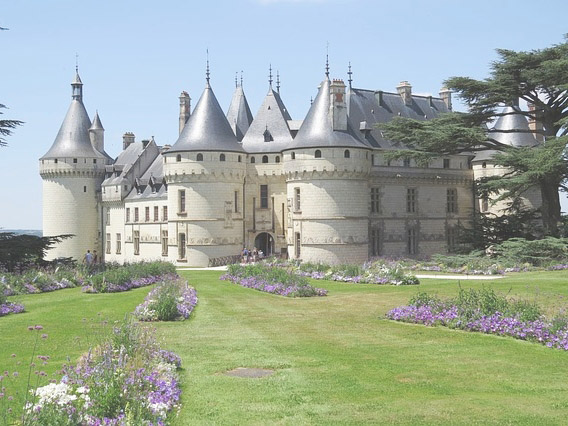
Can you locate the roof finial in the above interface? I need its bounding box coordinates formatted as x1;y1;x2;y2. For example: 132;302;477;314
205;49;210;87
276;70;280;93
347;61;353;89
310;96;313;106
75;53;79;73
268;64;273;88
240;70;243;87
325;42;330;78
235;71;238;88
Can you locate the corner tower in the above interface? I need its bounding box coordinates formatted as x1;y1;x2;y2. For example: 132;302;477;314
39;70;109;261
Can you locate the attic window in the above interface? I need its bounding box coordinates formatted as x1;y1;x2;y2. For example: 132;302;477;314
197;153;203;161
73;158;78;164
262;155;269;163
344;149;350;158
176;154;181;162
315;150;322;158
275;156;280;163
93;159;97;164
263;128;273;142
251;156;256;163
220;153;226;162
54;159;58;164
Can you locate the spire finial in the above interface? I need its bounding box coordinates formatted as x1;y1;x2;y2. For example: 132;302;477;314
276;70;280;93
205;49;210;87
347;61;353;89
240;70;243;87
310;96;313;106
235;71;238;88
75;53;79;73
268;64;273;88
325;42;330;78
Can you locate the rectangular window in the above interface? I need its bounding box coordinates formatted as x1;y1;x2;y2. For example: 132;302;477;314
179;190;186;213
134;208;139;222
295;232;301;258
370;187;380;214
145;206;150;222
178;233;186;260
447;188;458;214
295;188;301;212
163;206;168;221
447;227;457;253
106;209;110;225
234;191;239;213
161;230;168;256
407;228;418;255
370;228;380;256
403;158;411;167
133;231;140;255
406;188;417;213
443;158;450;169
154;206;159;222
482;197;489;212
106;233;111;254
116;233;121;254
260;185;268;208
126;208;130;223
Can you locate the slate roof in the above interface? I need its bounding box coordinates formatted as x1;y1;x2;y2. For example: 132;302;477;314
168;83;244;153
488;106;539;148
126;154;167;200
346;87;450;149
285;78;369;150
102;141;146;186
226;86;253;141
241;88;293;153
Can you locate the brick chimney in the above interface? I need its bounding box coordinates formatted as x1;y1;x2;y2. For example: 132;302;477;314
123;132;135;150
330;79;347;131
179;91;191;135
397;81;412;106
439;87;452;111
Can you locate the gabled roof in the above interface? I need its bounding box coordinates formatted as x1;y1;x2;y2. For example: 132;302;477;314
41;99;106;160
168;84;244;153
126;154;167;200
286;78;368;150
488;106;539;148
242;88;293;153
226;86;253;141
346;88;450;149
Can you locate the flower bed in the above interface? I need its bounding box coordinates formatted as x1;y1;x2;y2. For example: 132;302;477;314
387;287;568;351
1;266;81;297
0;301;25;317
22;320;182;425
82;261;177;293
134;278;198;321
221;264;328;297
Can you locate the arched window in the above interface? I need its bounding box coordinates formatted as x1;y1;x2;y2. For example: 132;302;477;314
275;156;280;163
291;152;296;160
196;153;203;161
315;150;322;158
220;153;226;162
482;161;487;169
238;155;242;163
176;154;181;162
344;149;350;158
251;156;256;163
262;155;269;163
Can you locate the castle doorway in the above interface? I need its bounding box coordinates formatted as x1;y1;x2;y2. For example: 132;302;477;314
254;232;274;257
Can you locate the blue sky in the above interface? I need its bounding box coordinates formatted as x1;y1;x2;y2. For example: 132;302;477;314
1;0;567;229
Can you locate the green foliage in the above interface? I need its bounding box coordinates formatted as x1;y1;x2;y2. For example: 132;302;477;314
227;263;310;287
152;282;181;321
0;103;23;147
490;237;568;266
0;232;74;272
298;262;329;273
87;261;176;292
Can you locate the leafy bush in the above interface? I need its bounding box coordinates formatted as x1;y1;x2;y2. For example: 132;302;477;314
134;279;198;321
491;237;568;266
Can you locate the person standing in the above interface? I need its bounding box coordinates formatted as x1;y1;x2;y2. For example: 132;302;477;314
83;250;93;266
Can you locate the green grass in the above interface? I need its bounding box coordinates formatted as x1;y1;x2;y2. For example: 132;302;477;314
2;271;568;424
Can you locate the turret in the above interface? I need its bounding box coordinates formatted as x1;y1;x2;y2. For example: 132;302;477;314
89;111;105;154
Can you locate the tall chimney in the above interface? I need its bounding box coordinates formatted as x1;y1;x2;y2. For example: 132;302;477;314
123;132;135;150
527;102;544;143
397;81;412;106
179;91;191;134
439;87;452;111
330;79;347;131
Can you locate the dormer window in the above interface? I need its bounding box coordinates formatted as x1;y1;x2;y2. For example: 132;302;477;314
197;153;203;161
251;157;256;163
344;149;350;158
54;159;58;164
93;159;97;164
262;155;269;163
220;153;226;162
275;156;280;163
263;128;273;142
315;150;322;158
176;154;181;162
73;158;78;164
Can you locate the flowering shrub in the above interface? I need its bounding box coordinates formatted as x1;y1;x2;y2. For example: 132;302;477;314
23;319;182;425
386;287;568;351
221;264;328;297
1;266;81;297
134;278;198;321
0;301;25;317
82;261;177;293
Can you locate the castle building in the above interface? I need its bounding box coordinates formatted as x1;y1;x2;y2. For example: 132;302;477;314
40;65;541;266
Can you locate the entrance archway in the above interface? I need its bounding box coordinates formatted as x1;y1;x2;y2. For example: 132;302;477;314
254;232;274;257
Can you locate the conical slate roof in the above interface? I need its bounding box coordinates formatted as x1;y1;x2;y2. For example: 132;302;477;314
489;106;539;148
41;74;106;160
169;84;244;153
226;85;253;141
286;77;369;150
90;111;104;131
242;88;293;153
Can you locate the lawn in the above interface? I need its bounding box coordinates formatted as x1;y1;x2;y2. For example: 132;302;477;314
2;270;568;424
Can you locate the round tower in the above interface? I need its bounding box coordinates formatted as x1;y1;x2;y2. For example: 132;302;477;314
39;70;109;261
163;71;246;267
283;76;371;264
